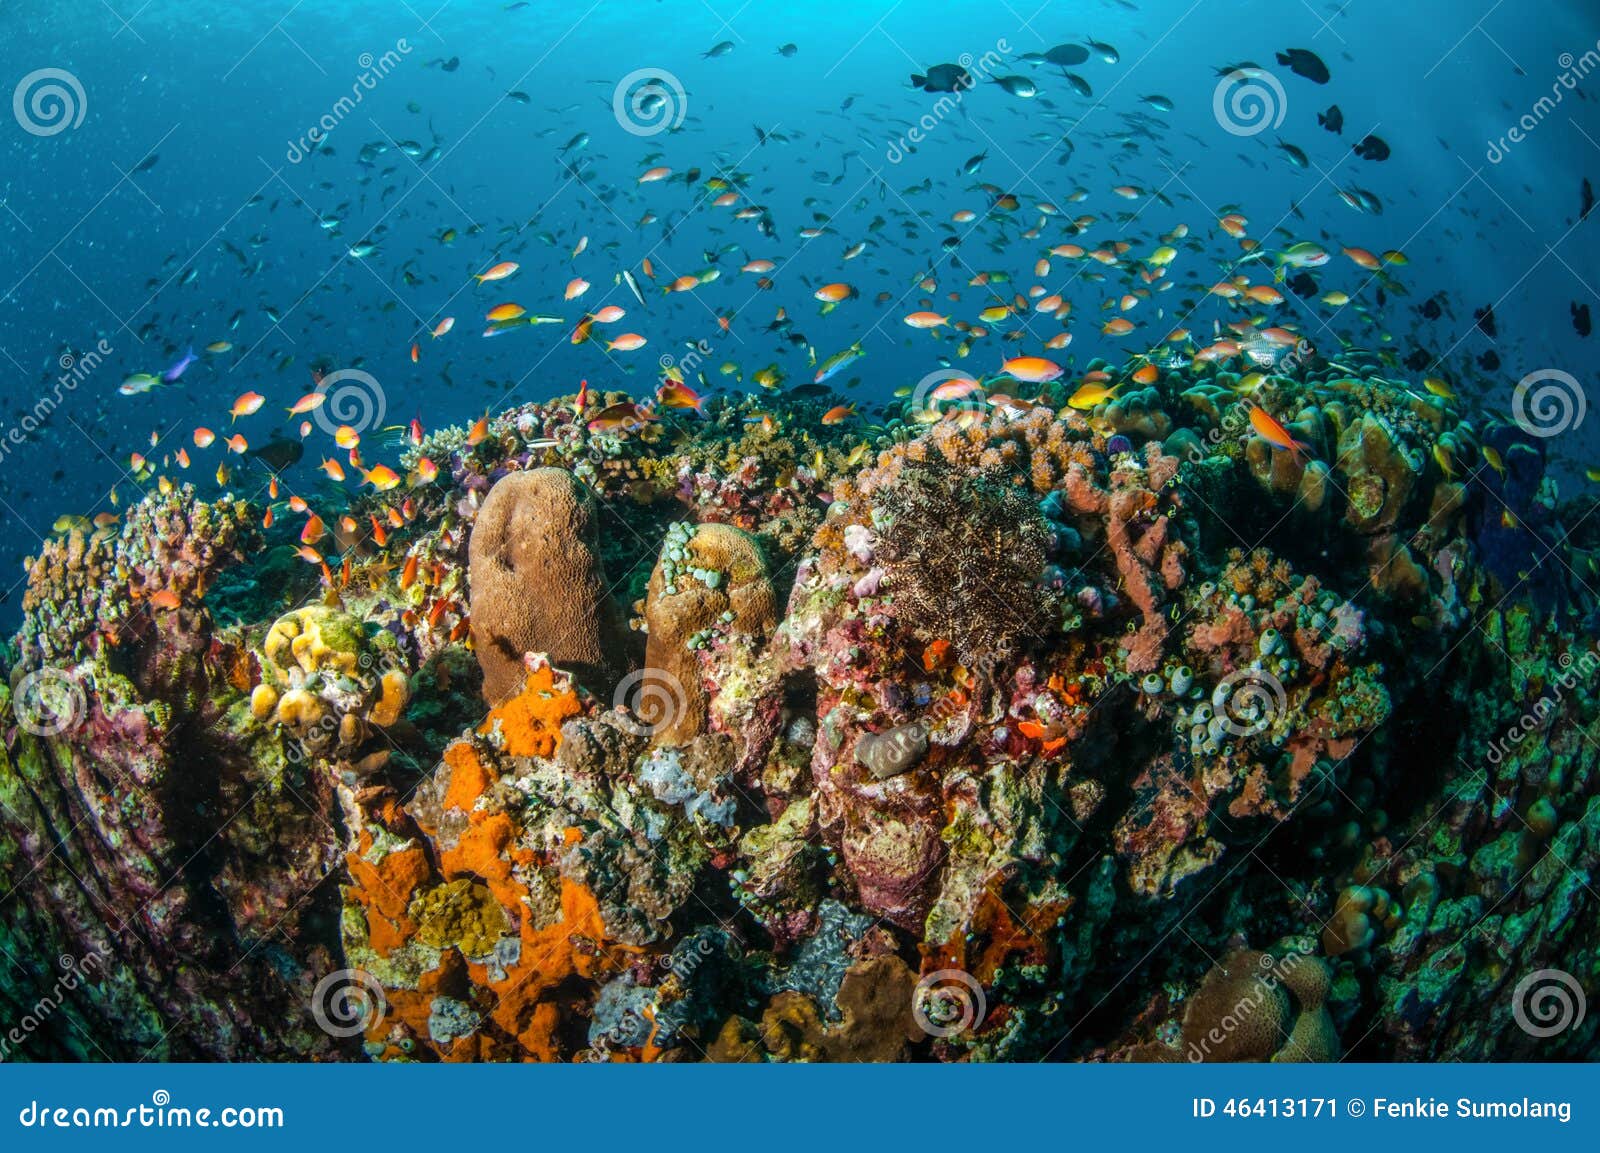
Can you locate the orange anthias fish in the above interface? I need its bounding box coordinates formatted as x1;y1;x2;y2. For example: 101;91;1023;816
361;464;402;491
1000;356;1063;383
658;380;706;414
230;391;265;421
821;403;856;425
586;401;656;435
476;261;519;283
1248;403;1313;463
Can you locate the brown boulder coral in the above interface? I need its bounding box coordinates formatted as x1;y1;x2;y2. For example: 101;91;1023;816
1179;948;1338;1062
1337;412;1423;535
467;467;628;704
638;521;779;747
707;954;923;1062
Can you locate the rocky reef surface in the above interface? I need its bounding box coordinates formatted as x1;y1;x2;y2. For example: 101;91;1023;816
2;365;1596;1062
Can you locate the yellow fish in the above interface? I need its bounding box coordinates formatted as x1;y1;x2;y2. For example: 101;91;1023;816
1067;381;1120;411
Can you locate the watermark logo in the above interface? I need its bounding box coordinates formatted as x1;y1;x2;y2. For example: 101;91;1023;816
912;968;986;1038
1212;68;1286;137
1487;41;1600;162
1512;968;1586;1039
909;367;986;423
613;69;687;137
885;41;1009;163
14;68;86;136
1214;667;1286;738
312;368;387;440
310;968;386;1038
659;338;713;380
285;40;412;163
0;949;105;1061
0;338;111;465
12;668;87;737
1511;368;1585;438
1488;644;1598;763
611;667;689;737
1185;949;1310;1062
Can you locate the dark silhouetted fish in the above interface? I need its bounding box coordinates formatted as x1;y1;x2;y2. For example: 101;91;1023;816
911;63;973;93
1043;43;1090;66
1354;134;1390;161
1276;48;1330;83
251;436;304;473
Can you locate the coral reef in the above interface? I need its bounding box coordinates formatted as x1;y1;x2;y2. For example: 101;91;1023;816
3;376;1597;1064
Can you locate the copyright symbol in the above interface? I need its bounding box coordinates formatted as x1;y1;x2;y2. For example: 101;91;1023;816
1346;1098;1365;1117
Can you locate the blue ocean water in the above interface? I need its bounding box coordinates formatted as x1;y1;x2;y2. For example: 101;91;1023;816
0;0;1594;625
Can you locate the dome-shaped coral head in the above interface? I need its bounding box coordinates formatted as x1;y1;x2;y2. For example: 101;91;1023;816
872;461;1062;667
